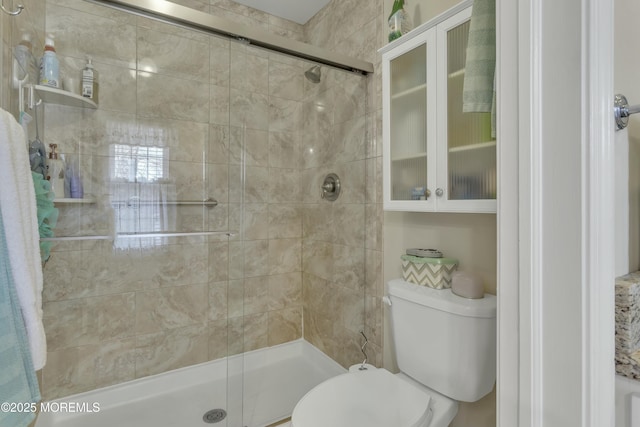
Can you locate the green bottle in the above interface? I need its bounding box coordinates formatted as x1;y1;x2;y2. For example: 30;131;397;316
388;0;412;42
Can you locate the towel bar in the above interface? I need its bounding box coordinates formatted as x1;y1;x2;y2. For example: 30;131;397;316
615;94;640;130
111;197;218;208
41;230;236;242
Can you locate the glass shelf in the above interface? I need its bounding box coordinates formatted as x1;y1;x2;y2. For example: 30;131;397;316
391;152;427;162
448;141;496;153
391;83;427;100
448;68;465;79
30;84;97;109
54;196;97;204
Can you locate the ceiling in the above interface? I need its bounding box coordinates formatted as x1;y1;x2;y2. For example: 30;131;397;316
231;0;331;24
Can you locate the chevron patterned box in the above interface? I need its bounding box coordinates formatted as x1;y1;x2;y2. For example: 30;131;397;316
401;254;458;289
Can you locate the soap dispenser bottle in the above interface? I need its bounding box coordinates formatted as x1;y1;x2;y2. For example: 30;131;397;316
39;35;60;88
46;144;65;199
81;57;99;103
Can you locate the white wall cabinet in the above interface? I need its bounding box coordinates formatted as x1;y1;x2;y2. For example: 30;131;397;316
380;4;496;213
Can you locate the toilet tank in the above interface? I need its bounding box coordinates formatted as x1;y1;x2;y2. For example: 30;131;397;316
387;279;496;402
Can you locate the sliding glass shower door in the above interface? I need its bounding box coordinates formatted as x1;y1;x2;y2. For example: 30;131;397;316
37;1;370;426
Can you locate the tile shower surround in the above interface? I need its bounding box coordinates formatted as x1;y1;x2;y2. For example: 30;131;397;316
28;0;384;399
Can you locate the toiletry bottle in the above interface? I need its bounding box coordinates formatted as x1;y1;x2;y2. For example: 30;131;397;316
66;157;84;199
46;144;66;199
388;0;412;42
14;31;37;84
39;35;60;88
81;57;99;103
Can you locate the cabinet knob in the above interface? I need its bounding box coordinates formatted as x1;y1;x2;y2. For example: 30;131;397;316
425;188;431;199
436;188;444;197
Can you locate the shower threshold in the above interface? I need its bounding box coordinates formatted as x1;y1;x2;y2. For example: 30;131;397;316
35;340;344;427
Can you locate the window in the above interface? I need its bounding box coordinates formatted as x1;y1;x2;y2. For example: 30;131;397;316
108;125;176;251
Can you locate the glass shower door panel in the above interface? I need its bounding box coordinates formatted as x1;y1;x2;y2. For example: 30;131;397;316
389;44;429;201
445;19;496;201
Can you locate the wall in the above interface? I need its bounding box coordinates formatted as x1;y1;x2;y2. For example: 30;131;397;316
384;212;497;426
298;68;370;369
303;0;384;368
38;0;311;400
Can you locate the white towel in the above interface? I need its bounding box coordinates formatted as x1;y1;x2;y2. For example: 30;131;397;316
0;108;46;370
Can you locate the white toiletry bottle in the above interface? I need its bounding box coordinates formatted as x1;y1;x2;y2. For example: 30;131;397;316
46;144;66;199
81;57;99;103
14;31;37;84
39;35;60;88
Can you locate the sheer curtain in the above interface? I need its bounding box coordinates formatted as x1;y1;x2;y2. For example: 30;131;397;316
108;123;177;251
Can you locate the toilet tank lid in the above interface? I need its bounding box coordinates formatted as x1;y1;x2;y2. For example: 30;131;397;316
388;279;496;318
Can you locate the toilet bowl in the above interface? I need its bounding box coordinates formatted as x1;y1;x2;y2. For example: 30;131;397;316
291;367;458;427
292;279;495;427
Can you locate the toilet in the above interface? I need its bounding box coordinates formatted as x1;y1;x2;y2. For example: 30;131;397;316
291;278;497;427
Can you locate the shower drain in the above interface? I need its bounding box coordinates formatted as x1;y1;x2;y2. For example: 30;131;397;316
203;409;227;423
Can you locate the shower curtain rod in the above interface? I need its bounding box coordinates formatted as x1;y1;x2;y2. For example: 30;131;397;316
85;0;374;75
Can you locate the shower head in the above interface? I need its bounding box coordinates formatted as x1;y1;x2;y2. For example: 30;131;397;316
304;65;321;83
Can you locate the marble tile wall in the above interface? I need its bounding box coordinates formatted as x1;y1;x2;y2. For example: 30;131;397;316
38;0;311;400
302;0;385;369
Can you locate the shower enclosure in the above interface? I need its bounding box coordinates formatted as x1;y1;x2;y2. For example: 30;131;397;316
9;0;375;425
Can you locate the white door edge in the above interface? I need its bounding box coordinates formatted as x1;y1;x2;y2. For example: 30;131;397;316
581;0;616;425
497;0;615;425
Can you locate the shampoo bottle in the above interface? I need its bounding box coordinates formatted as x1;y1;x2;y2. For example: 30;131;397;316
81;57;99;103
14;31;37;84
39;35;60;88
46;144;65;199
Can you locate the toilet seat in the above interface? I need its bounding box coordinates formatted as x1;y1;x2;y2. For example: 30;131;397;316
291;369;433;427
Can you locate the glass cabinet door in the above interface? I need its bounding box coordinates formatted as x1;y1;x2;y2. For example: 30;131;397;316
386;32;437;209
437;10;496;211
382;5;496;213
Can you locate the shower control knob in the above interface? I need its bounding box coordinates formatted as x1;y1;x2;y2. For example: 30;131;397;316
320;173;341;201
435;188;444;197
321;182;335;192
321;182;334;199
